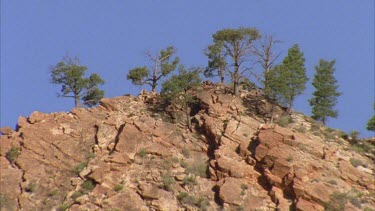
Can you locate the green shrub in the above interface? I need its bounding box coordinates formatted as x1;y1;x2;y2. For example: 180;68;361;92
182;147;190;158
310;123;321;132
48;190;58;197
183;175;197;187
72;162;88;176
180;160;188;168
324;192;348;211
71;191;84;201
286;155;294;162
240;184;248;195
162;175;175;191
81;179;96;192
137;148;148;158
177;192;188;201
350;131;360;139
25;182;37;193
195;197;209;211
6;147;20;164
185;161;208;178
327;180;337;185
349;158;364;167
295;126;307;133
0;194;8;209
276;115;293;127
57;203;70;211
114;184;123;192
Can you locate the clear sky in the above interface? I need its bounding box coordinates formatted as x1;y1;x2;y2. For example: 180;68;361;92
1;1;374;137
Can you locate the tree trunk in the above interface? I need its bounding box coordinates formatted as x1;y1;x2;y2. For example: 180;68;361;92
233;61;239;96
185;103;192;131
287;97;294;113
270;103;275;124
220;76;224;84
75;95;80;108
151;84;156;93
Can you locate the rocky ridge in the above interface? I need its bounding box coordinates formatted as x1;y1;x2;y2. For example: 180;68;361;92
1;83;374;210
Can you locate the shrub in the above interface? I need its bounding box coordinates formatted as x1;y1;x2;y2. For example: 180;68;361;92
327;180;337;185
349;158;364;168
71;191;84;201
137;148;148;158
81;179;96;192
177;192;188;201
25;182;37;193
295;126;306;133
162;175;175;191
240;184;248;195
185;161;208;178
324;192;348;211
6;147;20;164
180;160;188;168
71;162;88;176
286;155;294;162
182;175;197;187
182;147;190;158
350;131;360;139
310;123;321;132
48;190;58;197
114;184;123;192
276;115;293;127
0;194;8;209
57;204;70;211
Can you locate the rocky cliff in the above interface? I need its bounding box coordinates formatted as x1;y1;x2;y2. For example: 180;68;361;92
1;83;374;211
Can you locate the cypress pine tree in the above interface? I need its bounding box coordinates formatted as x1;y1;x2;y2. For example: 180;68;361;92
309;59;341;125
366;103;375;131
280;44;308;112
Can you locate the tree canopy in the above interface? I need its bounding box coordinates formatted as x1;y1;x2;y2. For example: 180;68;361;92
161;66;201;130
206;27;260;95
50;56;105;108
367;103;375;131
309;59;341;125
127;46;179;92
278;44;308;112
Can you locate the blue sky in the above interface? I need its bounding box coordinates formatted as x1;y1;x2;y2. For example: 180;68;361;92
1;1;374;137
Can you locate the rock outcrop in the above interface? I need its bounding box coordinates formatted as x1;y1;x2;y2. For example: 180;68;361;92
1;84;374;210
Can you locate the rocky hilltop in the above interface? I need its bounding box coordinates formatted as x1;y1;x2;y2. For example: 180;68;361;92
1;83;374;211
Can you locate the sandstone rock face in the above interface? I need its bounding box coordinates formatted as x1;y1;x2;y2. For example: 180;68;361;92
0;85;374;210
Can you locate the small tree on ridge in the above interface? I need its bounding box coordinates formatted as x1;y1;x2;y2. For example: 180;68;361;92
127;46;179;92
50;56;105;108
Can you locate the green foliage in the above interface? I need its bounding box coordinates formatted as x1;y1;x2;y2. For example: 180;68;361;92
273;44;307;111
182;175;198;187
207;27;260;96
71;162;88;176
349;131;360;139
57;203;71;211
204;43;227;83
309;59;341;125
162;175;175;191
327;179;337;185
324;191;363;210
276;115;293;127
177;192;189;201
71;191;84;201
295;126;307;133
161;66;201;130
81;179;96;192
114;184;123;192
366;103;375;131
0;194;8;209
137;148;148;158
48;190;58;197
6;147;20;164
127;46;179;92
185;161;209;178
25;182;37;193
50;56;105;108
349;158;364;168
286;155;294;162
182;147;190;158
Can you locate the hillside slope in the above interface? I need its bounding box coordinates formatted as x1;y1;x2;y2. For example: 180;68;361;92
1;83;374;210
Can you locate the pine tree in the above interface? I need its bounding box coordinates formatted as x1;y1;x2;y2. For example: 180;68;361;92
309;59;341;125
366;103;375;131
280;44;308;112
206;28;260;95
161;66;201;130
127;46;179;92
50;56;105;108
